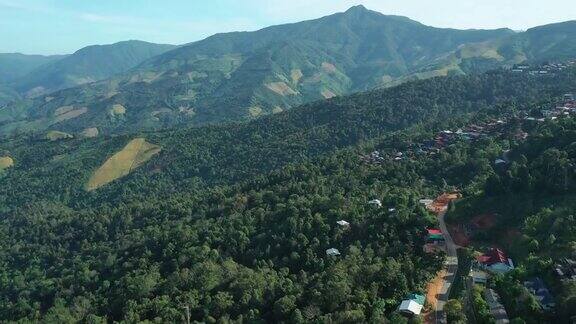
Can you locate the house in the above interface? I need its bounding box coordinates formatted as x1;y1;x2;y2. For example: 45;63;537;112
554;258;576;280
368;199;382;208
326;248;341;256
336;220;350;227
419;199;434;206
495;159;508;166
524;278;555;310
477;248;514;274
484;289;510;324
426;229;445;243
470;269;488;285
398;293;425;316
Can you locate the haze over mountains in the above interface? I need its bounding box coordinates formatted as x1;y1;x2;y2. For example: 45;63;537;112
0;5;575;136
0;41;175;105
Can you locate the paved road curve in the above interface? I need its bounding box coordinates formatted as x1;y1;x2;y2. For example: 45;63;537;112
434;210;459;324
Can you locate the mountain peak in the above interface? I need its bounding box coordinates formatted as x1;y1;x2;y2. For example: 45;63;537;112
345;5;368;13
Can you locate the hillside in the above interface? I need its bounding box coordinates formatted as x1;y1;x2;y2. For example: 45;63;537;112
2;8;575;137
3;69;575;210
416;20;576;83
11;40;176;97
0;52;64;84
0;83;19;106
1;67;575;322
0;53;64;105
444;115;576;322
0;6;519;136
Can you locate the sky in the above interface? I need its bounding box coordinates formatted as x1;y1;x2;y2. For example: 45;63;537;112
1;0;574;55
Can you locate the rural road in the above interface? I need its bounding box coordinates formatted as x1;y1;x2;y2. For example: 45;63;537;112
434;210;459;324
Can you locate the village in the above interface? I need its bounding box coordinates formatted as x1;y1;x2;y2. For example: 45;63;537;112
355;91;576;322
360;91;576;168
510;60;576;76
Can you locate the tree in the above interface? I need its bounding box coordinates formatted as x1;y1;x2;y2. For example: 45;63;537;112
444;299;467;323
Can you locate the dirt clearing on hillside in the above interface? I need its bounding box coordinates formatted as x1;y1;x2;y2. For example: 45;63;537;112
86;138;161;191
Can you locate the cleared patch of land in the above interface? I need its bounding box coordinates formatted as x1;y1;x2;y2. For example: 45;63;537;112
291;69;303;84
248;106;263;117
86;138;161;191
0;156;14;170
54;106;74;116
265;82;298;96
54;107;88;123
321;89;337;99
110;104;126;116
321;62;337;74
80;127;99;138
46;130;73;141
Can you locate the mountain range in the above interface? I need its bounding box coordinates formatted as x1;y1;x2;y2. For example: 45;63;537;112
0;41;175;106
0;5;575;137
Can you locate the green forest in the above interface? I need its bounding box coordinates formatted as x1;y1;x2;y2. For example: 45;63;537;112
1;67;576;322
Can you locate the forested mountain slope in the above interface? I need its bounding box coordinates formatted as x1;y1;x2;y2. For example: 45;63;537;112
1;67;576;322
3;69;575;212
0;52;65;84
0;53;64;105
2;8;575;137
0;6;517;135
12;40;176;97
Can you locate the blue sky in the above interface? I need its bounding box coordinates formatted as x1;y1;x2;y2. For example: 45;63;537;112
1;0;574;55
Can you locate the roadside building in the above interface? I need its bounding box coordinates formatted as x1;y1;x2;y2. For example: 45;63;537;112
397;293;425;317
476;248;514;274
426;229;445;243
470;269;488;285
484;288;510;324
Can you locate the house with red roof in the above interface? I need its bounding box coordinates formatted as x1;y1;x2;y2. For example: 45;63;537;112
477;248;514;274
426;228;445;243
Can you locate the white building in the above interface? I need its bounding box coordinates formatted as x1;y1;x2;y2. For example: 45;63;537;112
336;220;350;227
326;248;341;256
398;300;423;316
368;199;382;208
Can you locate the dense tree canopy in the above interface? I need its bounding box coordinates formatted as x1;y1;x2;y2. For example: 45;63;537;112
1;67;575;322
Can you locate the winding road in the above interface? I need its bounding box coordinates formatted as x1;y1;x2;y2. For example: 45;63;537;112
433;210;459;324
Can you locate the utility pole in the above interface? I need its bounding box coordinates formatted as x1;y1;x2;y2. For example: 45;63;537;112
183;305;190;324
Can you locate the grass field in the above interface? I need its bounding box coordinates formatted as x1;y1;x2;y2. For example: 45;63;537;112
86;138;161;191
